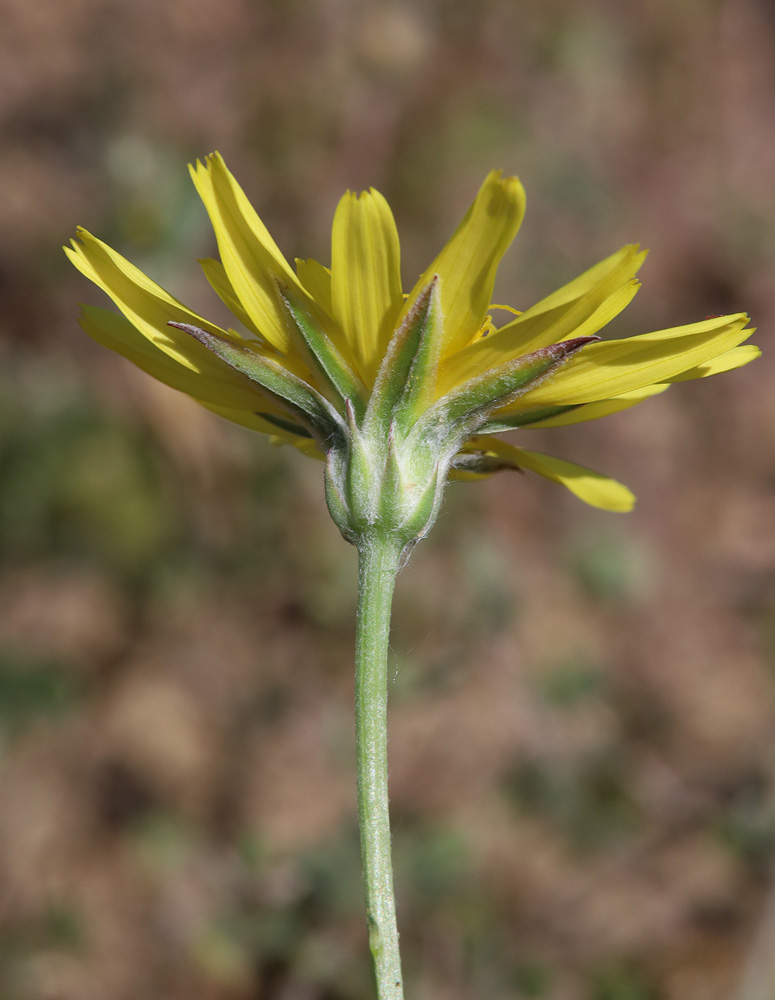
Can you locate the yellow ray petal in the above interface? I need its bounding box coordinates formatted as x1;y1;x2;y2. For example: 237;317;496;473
513;382;671;429
403;171;526;357
666;343;761;381
509;446;635;511
463;437;635;511
190;153;323;357
65;231;281;393
78;305;288;415
295;258;333;317
495;244;647;350
330;189;403;381
517;313;753;407
512;244;646;319
439;245;647;391
199;257;264;340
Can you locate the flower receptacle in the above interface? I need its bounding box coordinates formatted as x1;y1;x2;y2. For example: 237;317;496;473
324;417;445;552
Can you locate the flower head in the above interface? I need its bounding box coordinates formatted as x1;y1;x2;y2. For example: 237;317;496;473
67;154;758;546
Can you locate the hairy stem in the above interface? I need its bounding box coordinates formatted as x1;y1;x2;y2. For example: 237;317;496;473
355;530;405;1000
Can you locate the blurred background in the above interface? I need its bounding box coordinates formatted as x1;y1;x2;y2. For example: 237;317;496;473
1;0;774;998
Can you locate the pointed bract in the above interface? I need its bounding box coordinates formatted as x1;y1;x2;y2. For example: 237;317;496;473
366;277;444;433
428;336;599;432
277;282;368;419
168;321;344;444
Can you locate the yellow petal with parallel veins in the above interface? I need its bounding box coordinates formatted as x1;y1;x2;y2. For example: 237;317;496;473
439;245;646;391
190;153;318;356
78;304;285;414
66;232;270;393
330;189;403;381
464;436;635;511
295;258;333;318
512;244;646;320
509;446;635;511
199;257;264;340
666;343;761;381
404;171;526;357
508;344;758;428
517;314;753;406
495;245;647;350
516;383;670;429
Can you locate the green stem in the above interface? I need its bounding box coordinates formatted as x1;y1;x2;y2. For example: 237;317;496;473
355;530;405;1000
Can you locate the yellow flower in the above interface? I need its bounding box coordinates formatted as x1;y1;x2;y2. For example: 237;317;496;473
66;153;758;529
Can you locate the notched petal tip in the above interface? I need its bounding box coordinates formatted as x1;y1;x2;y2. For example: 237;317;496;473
70;226;94;248
203;150;226;171
414;170;527;356
484;167;523;191
490;171;527;208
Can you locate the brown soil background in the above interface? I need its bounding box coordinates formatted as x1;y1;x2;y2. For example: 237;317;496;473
0;1;774;998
